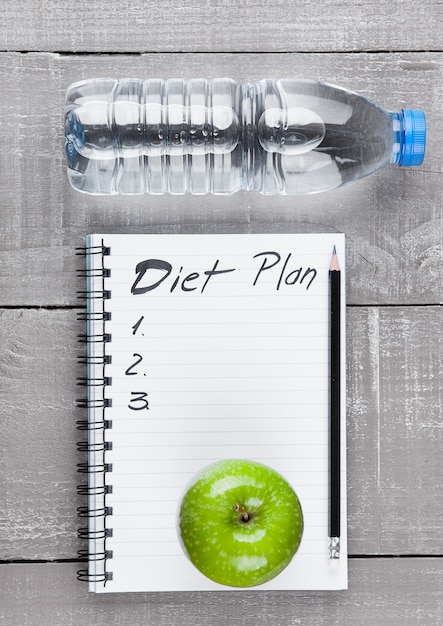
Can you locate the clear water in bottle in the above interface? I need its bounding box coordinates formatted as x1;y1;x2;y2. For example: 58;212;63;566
65;78;426;195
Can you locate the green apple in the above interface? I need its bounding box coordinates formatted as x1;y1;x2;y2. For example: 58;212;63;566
178;459;303;587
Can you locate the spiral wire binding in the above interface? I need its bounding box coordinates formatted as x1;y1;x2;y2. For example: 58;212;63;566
76;241;114;585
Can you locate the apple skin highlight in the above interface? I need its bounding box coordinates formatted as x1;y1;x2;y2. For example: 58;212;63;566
178;459;304;588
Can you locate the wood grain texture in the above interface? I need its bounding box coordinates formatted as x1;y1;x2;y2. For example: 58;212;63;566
0;309;83;559
1;560;443;626
1;307;441;559
346;307;443;555
0;0;441;53
0;52;440;307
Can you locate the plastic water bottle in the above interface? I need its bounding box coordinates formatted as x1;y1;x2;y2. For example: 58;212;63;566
64;78;426;195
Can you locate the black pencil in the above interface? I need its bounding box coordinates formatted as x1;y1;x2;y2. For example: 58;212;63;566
329;246;341;559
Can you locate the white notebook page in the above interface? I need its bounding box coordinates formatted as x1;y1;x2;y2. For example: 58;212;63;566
86;233;347;592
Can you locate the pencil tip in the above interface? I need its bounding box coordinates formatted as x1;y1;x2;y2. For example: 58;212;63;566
330;246;340;271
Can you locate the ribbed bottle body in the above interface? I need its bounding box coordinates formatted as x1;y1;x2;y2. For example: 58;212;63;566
66;78;245;194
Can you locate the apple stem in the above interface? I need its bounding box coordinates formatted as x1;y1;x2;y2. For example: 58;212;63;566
235;504;251;523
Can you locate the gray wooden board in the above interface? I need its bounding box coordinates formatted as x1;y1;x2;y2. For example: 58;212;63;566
1;560;443;626
1;307;441;560
0;52;441;307
0;0;441;53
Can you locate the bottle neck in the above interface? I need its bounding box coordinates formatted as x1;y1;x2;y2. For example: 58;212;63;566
390;113;403;164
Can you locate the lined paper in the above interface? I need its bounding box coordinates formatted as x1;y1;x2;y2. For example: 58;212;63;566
87;233;347;592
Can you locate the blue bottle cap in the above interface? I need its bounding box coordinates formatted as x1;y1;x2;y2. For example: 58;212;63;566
399;109;426;166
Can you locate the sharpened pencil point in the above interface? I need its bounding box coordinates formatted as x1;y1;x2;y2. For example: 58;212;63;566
330;247;340;272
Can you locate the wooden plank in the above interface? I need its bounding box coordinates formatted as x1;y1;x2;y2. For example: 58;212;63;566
1;559;443;625
0;306;441;559
0;52;440;307
377;307;443;554
0;0;441;53
347;307;443;555
0;309;83;559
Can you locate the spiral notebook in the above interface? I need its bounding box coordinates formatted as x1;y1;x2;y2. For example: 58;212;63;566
77;233;347;592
